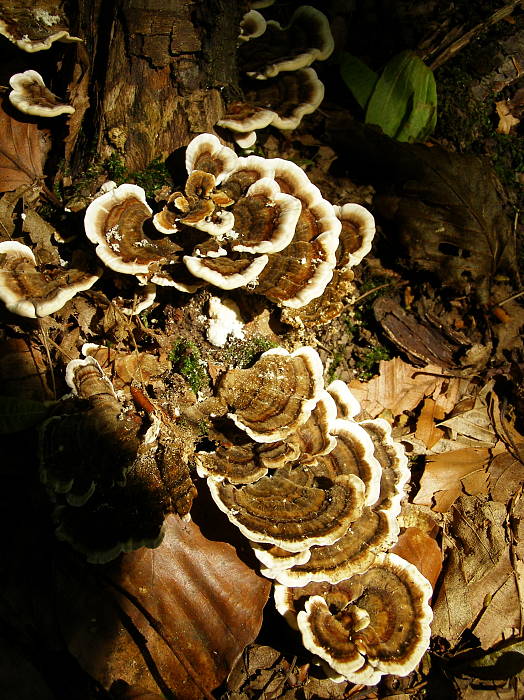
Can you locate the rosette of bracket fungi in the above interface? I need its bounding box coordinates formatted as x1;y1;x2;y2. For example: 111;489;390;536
258;381;409;585
0;240;101;318
282;203;376;327
208;464;366;553
39;356;196;562
182;142;311;293
217;67;325;148
263;425;410;586
216;346;325;443
196;379;337;485
274;552;433;685
225;156;340;308
153;169;235;236
238;5;334;79
0;2;82;52
84;182;204;292
9;70;75;117
217;5;333;146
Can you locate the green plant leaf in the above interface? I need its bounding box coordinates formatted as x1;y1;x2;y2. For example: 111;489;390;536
365;50;437;142
339;52;378;110
0;395;52;434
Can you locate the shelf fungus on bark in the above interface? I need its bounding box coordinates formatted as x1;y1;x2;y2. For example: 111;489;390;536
239;9;267;42
0;240;101;318
9;70;75;117
0;4;82;52
39;355;196;563
274;553;433;685
191;344;431;684
209;468;366;552
84;133;372;310
219;6;333;145
238;5;334;80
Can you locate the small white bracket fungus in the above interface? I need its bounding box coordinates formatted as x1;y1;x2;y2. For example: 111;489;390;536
239;10;267;41
333;203;376;268
185;133;238;185
9;70;75;117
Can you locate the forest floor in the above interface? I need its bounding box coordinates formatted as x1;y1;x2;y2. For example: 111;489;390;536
0;2;523;700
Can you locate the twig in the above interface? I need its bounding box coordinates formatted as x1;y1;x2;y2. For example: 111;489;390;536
38;324;57;400
490;289;524;308
428;1;522;70
353;281;407;305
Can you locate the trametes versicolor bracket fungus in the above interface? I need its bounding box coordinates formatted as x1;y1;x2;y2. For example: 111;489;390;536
0;4;82;52
0;241;101;318
9;70;75;117
189;346;432;685
83;133;375;321
38;352;196;563
220;5;334;146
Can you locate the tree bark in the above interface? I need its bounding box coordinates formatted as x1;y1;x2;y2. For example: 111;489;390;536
70;0;242;172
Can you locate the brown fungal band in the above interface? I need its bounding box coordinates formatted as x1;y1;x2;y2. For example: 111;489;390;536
294;553;433;685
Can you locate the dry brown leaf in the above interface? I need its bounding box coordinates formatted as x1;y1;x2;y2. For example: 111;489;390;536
495;99;520;134
390;526;443;589
0;105;43;193
438;383;498;448
85;345;168;389
413;447;490;512
432;496;510;644
470;555;524;647
415;398;445;449
61;514;271;699
0;337;52;401
22;209;61;265
349;357;447;418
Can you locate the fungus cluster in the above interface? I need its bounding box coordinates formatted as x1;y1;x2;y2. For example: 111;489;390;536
39;351;196;563
191;345;433;685
220;5;334;147
84;133;374;316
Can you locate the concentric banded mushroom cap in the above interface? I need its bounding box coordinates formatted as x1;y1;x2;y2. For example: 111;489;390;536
216;346;325;443
0;241;100;318
9;70;75;117
230;178;302;254
293;552;433;684
84;183;182;277
0;5;81;52
333;203;376;268
208;470;366;553
183;253;269;290
240;5;334;79
185;133;238;184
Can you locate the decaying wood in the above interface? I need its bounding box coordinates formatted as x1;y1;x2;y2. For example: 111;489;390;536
71;0;242;171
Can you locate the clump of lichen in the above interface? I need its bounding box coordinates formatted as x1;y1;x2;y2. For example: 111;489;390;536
222;336;278;368
169;339;207;394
